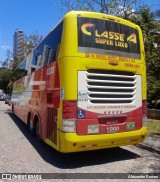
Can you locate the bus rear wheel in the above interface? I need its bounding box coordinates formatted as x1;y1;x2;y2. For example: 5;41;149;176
28;114;34;135
12;105;14;113
34;119;40;137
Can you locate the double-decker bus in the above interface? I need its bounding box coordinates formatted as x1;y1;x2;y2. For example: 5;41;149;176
11;11;147;153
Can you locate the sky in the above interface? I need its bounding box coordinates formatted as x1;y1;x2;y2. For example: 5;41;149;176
0;0;160;64
0;0;63;63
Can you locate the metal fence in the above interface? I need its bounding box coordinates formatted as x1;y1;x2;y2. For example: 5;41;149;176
147;109;160;119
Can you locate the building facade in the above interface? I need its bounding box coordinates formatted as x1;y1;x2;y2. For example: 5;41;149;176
13;29;24;63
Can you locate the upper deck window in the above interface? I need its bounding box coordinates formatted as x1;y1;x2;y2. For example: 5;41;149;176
32;21;63;69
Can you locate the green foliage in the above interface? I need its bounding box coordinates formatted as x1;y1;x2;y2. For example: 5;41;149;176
0;68;13;93
61;1;160;108
1;1;159;109
0;68;24;93
147;119;160;136
56;0;139;16
128;5;160;108
12;30;43;70
24;30;43;54
147;76;160;108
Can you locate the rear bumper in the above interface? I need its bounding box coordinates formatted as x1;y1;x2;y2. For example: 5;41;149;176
59;127;147;153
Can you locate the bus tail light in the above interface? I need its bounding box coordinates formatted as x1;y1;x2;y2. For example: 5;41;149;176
142;101;147;127
62;101;77;132
62;119;76;132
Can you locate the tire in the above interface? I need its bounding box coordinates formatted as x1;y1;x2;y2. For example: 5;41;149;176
28;114;34;135
12;105;14;113
34;119;40;137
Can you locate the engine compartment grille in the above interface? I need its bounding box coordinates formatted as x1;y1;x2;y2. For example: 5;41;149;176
86;69;136;104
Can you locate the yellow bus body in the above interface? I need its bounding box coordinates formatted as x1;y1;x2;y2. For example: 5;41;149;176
45;11;147;152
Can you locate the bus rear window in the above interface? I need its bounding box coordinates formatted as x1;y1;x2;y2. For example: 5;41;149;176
77;17;140;59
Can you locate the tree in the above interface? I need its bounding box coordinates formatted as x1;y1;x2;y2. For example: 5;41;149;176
13;30;43;69
24;30;43;54
129;6;160;108
55;1;160;108
6;49;13;60
55;0;80;12
55;0;139;18
12;55;25;70
0;68;13;93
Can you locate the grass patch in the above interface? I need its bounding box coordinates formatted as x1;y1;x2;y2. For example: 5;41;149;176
147;119;160;136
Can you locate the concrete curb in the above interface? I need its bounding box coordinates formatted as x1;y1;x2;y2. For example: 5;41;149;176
136;144;160;154
135;135;160;154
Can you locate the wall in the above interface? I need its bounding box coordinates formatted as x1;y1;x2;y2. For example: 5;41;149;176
147;109;160;119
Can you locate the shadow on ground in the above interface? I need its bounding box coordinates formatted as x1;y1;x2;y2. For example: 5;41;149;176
7;110;140;169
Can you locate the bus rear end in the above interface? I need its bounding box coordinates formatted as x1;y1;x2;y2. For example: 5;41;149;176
59;11;147;153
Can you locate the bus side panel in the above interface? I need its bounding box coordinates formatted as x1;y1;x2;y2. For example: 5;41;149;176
12;61;61;151
32;61;61;147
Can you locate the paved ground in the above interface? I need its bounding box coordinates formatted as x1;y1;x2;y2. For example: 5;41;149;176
0;101;159;182
137;135;160;154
